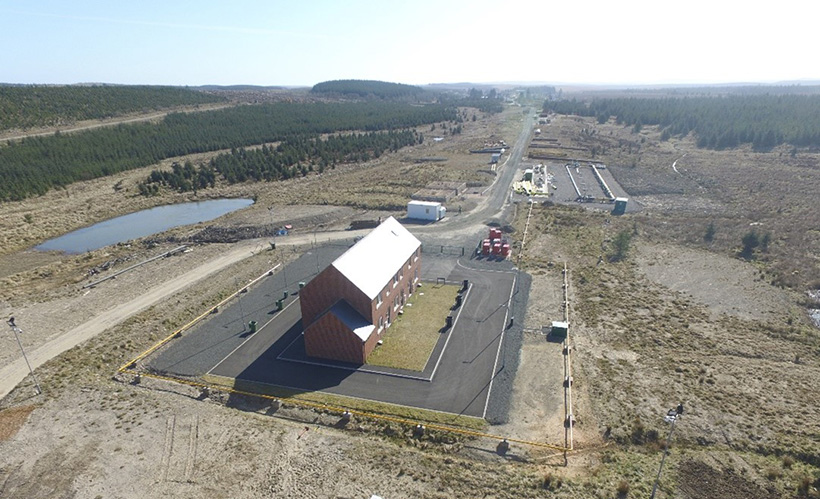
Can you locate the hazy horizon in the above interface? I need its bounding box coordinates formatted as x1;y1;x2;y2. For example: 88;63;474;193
2;0;815;87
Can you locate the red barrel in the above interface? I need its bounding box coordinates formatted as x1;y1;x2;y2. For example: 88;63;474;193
482;239;491;255
501;243;511;257
492;242;502;255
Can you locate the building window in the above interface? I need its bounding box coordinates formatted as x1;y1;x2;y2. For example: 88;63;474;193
377;293;382;306
379;316;384;330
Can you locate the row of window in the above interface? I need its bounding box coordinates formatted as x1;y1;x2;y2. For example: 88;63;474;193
375;250;421;333
383;257;418;301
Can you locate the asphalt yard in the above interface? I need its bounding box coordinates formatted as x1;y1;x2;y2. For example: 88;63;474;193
147;243;521;419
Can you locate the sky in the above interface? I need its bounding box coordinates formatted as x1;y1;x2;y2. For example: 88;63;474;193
0;0;816;87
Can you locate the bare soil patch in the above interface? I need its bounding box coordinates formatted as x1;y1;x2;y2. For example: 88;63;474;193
0;404;35;441
677;459;778;499
636;242;799;322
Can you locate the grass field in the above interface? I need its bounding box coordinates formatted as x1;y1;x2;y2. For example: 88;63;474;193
513;111;820;496
366;283;460;371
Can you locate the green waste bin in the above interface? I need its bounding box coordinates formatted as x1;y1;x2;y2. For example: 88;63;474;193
276;299;283;311
248;320;257;333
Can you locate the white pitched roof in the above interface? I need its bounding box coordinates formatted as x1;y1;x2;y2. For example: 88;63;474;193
329;300;375;342
408;200;440;207
332;216;421;300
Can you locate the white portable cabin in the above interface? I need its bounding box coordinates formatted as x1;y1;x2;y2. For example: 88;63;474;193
407;200;446;221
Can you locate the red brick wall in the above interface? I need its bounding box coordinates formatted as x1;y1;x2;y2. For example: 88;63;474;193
369;250;422;333
300;266;371;326
304;313;366;364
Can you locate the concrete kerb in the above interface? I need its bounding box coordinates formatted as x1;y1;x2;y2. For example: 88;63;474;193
274;352;432;382
121;367;569;452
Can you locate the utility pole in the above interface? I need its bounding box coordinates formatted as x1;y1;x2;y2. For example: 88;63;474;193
7;317;42;395
650;403;684;499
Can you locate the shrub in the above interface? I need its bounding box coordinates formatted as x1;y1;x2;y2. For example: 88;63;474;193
610;229;633;262
630;418;646;445
704;222;716;242
616;480;630;496
765;466;783;481
541;472;562;490
741;231;760;259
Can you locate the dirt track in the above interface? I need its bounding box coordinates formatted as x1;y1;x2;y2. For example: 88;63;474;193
0;230;368;400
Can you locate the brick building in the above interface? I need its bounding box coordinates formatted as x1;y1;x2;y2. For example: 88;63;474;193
300;217;422;364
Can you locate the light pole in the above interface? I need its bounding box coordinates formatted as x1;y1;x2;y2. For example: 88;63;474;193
6;317;42;395
235;279;247;332
650;403;684;499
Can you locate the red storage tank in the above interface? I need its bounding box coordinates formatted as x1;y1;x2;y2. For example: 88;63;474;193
492;242;502;255
490;228;502;240
501;243;511;258
482;239;491;255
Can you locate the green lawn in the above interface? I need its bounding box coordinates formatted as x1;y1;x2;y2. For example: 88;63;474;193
366;282;460;371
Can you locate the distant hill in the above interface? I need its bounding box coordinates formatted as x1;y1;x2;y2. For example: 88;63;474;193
194;84;299;91
311;79;426;99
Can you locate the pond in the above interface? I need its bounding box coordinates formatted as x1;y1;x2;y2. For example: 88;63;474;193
35;198;254;253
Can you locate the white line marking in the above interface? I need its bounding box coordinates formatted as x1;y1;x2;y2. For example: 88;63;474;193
456;259;517;274
483;271;517;419
429;284;471;380
206;297;300;375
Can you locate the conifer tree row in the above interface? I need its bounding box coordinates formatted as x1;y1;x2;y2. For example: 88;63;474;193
139;130;421;194
0;85;224;130
543;92;820;150
0;101;456;201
